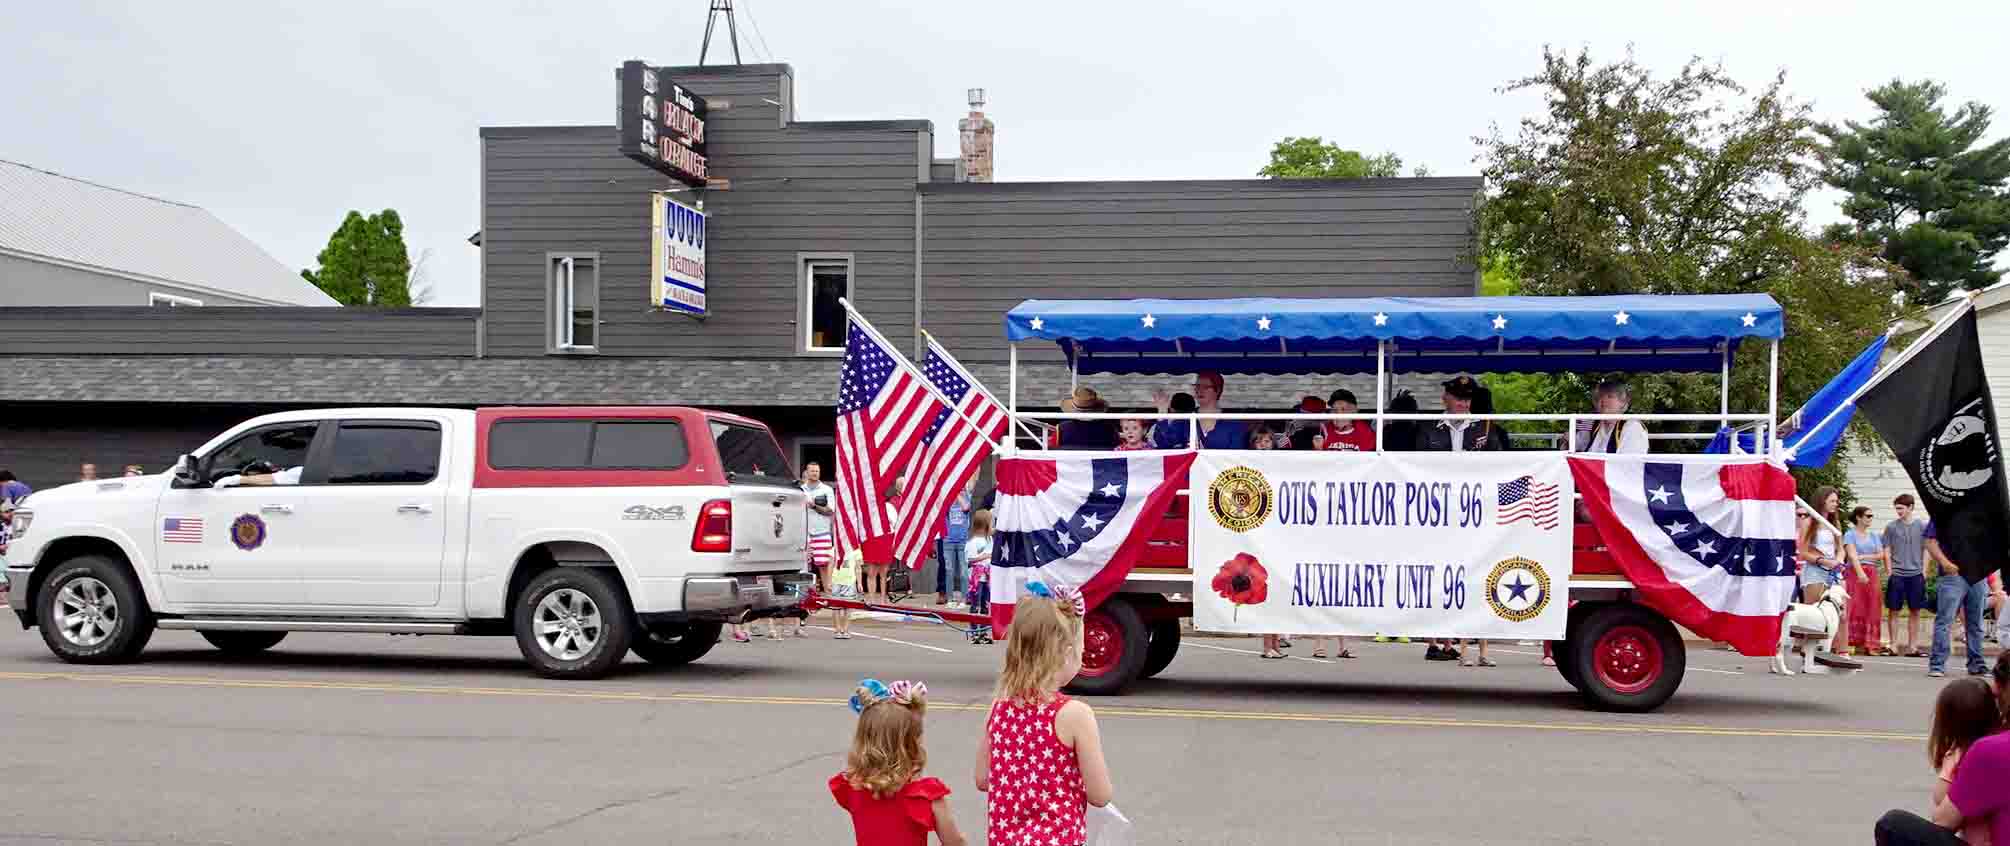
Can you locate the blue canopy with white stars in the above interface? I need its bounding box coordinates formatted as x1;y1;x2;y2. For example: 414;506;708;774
1003;294;1783;375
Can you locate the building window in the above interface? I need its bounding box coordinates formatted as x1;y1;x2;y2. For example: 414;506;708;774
150;292;203;307
801;254;852;353
550;254;598;351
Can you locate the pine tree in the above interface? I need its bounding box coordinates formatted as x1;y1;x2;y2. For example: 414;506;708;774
301;210;414;307
1819;80;2010;304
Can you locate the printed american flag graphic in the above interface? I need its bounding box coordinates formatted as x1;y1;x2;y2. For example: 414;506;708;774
162;516;205;544
1497;475;1561;530
889;336;1009;572
833;321;946;554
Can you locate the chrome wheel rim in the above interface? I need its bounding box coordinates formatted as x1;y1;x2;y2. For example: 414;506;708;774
55;577;119;648
534;588;602;661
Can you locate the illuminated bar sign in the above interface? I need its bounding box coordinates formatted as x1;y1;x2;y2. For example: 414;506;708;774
617;60;708;187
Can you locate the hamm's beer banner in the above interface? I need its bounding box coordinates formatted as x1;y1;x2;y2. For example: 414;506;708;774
1192;452;1573;639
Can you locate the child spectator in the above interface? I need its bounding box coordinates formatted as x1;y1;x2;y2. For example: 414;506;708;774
977;585;1114;846
1114;418;1150;451
1933;678;2000;845
1317;389;1377;451
966;510;995;644
831;678;966;846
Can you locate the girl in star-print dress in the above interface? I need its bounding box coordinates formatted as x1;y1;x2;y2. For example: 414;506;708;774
975;585;1116;846
830;678;968;846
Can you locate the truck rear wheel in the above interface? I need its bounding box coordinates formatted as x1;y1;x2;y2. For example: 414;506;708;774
1140;618;1181;680
631;622;723;666
38;555;155;664
513;568;635;680
199;631;288;655
1568;603;1685;713
1064;597;1148;696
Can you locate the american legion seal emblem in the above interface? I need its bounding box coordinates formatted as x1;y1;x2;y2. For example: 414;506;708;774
1207;466;1273;533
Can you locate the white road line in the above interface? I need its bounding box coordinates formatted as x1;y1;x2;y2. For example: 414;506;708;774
1489;648;1745;674
808;625;954;654
1185;641;1334;664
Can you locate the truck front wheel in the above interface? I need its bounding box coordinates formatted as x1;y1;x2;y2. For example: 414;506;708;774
38;555;155;664
631;622;723;666
1568;603;1686;713
513;568;635;680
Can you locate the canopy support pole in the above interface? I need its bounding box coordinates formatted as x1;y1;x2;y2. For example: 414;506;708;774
1007;344;1020;456
1375;340;1386;452
1719;343;1730;430
1767;339;1780;459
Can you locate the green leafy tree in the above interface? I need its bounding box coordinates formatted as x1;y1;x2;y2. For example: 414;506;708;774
1259;137;1405;179
1818;79;2010;305
301;210;414;307
1477;48;1900;497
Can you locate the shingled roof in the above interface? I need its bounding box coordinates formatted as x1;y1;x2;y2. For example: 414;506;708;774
2;356;1444;411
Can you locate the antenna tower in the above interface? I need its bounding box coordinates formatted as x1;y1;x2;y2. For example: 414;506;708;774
698;0;743;65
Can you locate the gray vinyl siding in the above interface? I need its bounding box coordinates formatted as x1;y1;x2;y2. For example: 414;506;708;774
478;64;931;359
918;178;1482;362
0;307;479;356
0;252;270;307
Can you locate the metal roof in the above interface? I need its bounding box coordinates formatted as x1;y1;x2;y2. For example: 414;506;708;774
0;159;339;306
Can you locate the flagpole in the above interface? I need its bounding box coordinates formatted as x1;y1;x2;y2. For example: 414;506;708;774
837;298;998;441
1783;297;1976;460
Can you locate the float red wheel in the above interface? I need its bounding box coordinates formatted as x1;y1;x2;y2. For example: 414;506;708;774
1591;625;1663;695
1567;603;1686;713
1063;597;1148;695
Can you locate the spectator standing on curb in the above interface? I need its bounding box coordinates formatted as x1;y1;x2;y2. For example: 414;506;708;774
0;470;30;504
1927;520;1991;679
78;463;97;482
1886;495;1931;658
1845;505;1888;655
936;482;973;607
0;501;13;605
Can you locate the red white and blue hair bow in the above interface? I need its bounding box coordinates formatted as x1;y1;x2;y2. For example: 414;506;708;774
849;677;927;713
1024;580;1086;616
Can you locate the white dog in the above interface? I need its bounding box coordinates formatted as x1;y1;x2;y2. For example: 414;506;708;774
1771;588;1863;676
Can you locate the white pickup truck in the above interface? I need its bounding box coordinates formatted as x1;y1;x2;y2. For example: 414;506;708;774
4;406;811;678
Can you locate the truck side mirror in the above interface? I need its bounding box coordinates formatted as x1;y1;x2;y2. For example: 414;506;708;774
171;454;203;489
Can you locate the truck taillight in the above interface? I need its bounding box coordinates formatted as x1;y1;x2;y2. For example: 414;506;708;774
691;499;732;553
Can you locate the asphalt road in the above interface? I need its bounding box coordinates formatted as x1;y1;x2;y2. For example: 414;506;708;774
0;613;1970;846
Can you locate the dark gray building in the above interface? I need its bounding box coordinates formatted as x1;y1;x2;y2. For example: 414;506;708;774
1;61;1477;490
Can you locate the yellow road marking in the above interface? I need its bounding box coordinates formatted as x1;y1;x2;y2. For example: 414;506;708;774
0;670;1920;741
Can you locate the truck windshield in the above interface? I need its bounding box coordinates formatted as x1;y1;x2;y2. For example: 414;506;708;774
709;421;794;486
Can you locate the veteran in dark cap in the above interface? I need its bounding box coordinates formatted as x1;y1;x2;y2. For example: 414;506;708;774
1415;375;1505;451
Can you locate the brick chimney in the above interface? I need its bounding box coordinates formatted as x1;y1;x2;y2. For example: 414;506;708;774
958;88;995;182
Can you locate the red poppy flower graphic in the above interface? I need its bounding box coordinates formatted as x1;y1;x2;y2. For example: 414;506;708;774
1211;553;1269;620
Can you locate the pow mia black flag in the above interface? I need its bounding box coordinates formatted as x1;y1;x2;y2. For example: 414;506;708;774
1859;308;2010;584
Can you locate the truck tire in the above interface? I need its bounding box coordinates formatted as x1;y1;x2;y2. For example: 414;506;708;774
513;567;635;680
1063;597;1149;696
37;555;155;664
631;622;723;667
199;631;288;655
1568;603;1686;713
1140;618;1181;680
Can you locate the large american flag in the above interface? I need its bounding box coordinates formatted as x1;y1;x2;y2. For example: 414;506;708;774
833;321;946;554
1497;475;1561;529
889;336;1010;571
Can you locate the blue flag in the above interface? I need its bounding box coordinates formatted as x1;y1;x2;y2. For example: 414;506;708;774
1708;333;1890;467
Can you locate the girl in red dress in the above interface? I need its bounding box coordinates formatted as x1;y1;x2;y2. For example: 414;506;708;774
830;678;967;846
975;584;1116;846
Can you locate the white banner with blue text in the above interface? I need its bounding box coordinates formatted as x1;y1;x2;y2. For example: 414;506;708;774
1191;451;1573;639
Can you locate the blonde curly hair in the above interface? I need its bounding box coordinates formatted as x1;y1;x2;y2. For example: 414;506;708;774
844;682;928;798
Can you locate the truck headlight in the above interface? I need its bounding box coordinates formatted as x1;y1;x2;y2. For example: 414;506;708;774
8;508;30;540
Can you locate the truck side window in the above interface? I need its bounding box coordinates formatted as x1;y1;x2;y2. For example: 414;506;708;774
588;422;688;469
322;422;442;485
204;423;319;483
487;420;687;469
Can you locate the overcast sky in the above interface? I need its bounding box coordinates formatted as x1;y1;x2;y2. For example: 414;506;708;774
5;1;2006;307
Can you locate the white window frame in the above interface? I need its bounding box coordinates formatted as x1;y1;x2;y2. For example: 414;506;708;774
798;252;853;356
548;252;599;353
149;292;203;307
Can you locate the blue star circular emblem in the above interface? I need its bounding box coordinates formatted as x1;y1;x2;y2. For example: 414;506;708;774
1485;558;1550;623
